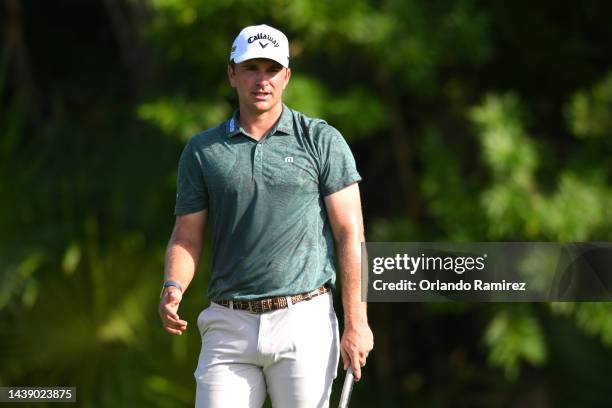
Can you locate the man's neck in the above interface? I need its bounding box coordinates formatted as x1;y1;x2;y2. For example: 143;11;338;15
238;102;283;141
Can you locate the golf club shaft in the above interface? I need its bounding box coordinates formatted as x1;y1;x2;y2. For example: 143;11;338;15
338;366;354;408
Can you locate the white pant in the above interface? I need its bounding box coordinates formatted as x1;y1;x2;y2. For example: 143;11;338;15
194;291;340;408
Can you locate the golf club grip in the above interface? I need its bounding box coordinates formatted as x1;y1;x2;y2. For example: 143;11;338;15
338;367;354;408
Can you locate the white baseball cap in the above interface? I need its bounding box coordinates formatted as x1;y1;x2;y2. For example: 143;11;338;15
230;24;290;68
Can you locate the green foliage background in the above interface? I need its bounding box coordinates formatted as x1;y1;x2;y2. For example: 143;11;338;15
2;0;612;406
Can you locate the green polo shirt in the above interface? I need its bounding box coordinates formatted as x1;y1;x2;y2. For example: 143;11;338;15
174;105;361;301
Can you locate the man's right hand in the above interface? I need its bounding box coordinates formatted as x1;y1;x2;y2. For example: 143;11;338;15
159;287;188;335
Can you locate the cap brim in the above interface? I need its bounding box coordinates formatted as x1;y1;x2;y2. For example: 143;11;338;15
232;50;288;68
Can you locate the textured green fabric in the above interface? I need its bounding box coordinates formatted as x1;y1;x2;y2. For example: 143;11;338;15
175;105;361;301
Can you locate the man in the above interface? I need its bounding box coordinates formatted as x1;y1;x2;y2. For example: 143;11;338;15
159;24;373;407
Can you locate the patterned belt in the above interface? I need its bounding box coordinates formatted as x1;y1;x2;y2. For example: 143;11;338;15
214;285;329;314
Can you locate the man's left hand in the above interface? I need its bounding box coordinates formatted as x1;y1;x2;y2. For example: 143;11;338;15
340;321;374;381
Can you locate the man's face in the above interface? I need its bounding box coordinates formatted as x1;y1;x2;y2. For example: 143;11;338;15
228;58;291;114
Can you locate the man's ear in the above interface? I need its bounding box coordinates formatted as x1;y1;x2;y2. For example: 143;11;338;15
227;64;236;88
283;67;291;90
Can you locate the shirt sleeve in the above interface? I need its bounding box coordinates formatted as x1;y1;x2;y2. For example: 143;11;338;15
174;139;209;215
316;123;362;196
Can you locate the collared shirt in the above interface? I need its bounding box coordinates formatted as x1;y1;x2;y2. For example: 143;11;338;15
175;105;361;301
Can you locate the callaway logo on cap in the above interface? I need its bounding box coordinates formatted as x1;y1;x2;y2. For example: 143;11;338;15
230;24;290;68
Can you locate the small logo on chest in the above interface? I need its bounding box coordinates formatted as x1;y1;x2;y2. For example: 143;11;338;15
284;156;294;163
